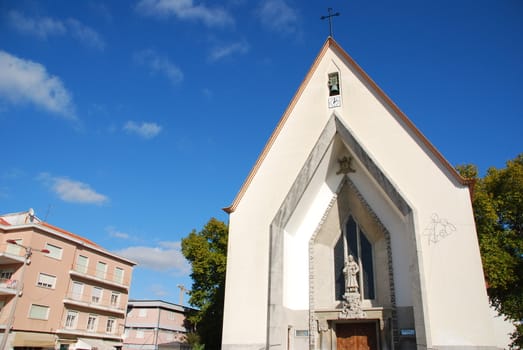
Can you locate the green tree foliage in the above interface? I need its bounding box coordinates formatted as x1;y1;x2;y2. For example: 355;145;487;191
457;154;523;348
181;218;228;350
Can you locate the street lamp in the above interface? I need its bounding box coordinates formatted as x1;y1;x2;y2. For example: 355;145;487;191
0;240;50;350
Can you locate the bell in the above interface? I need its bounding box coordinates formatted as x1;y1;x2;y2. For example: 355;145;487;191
328;73;340;96
329;83;339;95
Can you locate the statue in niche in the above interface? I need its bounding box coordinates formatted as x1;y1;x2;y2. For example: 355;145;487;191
340;254;366;319
343;254;359;292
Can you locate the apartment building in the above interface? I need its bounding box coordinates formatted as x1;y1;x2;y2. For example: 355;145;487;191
123;300;193;350
0;209;135;349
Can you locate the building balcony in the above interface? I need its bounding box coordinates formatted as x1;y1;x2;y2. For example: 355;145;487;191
0;278;18;296
55;327;123;341
123;322;188;333
0;252;25;265
69;268;129;291
63;292;126;315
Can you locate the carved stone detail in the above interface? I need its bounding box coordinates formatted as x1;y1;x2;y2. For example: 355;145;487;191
340;253;367;319
336;156;356;175
340;291;367;319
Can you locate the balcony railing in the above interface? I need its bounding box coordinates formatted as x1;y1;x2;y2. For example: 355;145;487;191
69;267;128;290
0;251;25;265
63;292;125;315
55;327;123;341
0;278;18;296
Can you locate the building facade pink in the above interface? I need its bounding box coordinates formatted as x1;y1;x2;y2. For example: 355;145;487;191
123;300;193;350
0;210;135;350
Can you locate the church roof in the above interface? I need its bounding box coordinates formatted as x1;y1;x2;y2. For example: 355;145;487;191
224;37;472;214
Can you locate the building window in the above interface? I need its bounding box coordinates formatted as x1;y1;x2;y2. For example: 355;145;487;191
91;287;103;304
0;270;14;280
87;314;98;332
96;261;107;279
72;281;84;301
295;330;309;337
106;318;115;333
37;273;56;289
0;270;14;290
138;308;147;317
334;216;375;300
76;255;88;273
65;310;78;329
110;292;120;307
29;304;49;320
168;311;176;320
114;267;124;284
136;330;145;339
45;243;63;260
6;239;22;256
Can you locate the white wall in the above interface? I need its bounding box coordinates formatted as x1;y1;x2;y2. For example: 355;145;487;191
222;40;506;348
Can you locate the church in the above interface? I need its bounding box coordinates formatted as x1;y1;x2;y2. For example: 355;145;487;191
221;37;510;350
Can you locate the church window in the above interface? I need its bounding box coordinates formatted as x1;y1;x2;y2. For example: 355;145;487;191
334;216;375;300
328;72;340;96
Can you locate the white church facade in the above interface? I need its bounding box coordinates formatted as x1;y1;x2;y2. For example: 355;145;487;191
221;38;510;350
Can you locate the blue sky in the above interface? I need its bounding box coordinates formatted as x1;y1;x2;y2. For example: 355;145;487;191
1;0;521;305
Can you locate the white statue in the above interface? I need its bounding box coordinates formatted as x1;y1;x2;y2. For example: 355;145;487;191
340;254;366;319
343;254;359;292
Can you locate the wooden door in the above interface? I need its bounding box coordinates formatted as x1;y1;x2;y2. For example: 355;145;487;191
336;322;378;350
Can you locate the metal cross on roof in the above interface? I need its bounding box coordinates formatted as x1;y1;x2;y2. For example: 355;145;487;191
321;8;340;38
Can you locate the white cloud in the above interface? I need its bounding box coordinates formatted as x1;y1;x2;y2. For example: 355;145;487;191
0;51;76;120
7;10;66;39
136;0;234;27
106;226;131;239
257;0;299;35
124;121;162;139
66;18;106;50
38;173;108;205
209;40;249;61
7;11;105;49
134;49;183;84
150;284;170;297
114;241;190;273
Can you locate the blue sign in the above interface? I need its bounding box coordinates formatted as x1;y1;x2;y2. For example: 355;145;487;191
400;329;416;336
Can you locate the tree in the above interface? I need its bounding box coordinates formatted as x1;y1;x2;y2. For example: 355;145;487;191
181;218;228;350
458;154;523;348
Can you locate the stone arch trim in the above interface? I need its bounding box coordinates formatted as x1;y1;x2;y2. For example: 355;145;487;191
307;176;399;348
267;114;415;349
